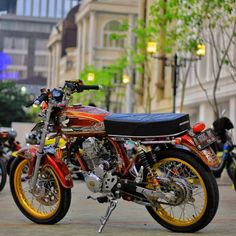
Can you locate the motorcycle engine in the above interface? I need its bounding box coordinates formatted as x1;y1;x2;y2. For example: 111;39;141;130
82;137;118;193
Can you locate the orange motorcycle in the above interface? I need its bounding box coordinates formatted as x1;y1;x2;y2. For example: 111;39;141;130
10;80;219;233
0;129;21;191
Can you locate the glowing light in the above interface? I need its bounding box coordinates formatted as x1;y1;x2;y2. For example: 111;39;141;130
87;73;95;81
21;86;27;94
0;52;12;71
0;71;19;80
122;74;130;84
147;42;157;54
196;44;206;57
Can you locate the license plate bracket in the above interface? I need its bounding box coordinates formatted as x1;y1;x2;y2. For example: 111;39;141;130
193;129;216;150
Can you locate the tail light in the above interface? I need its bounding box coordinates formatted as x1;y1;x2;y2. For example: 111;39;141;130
192;122;206;134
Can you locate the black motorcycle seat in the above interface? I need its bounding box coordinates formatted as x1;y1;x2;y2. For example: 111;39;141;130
104;113;190;137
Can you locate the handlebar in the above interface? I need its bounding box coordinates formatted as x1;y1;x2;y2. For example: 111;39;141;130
36;93;49;103
25;93;48;108
80;85;100;90
64;80;100;92
25;101;34;108
25;81;100;107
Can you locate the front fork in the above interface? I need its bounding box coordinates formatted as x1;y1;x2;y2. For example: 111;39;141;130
30;104;53;191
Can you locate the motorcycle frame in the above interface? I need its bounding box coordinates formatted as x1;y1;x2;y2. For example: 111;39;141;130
66;131;218;178
26;97;219;191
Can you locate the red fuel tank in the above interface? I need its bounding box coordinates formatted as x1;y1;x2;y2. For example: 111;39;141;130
59;105;110;136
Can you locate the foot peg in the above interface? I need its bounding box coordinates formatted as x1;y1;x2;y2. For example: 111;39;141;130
87;195;109;203
98;199;118;233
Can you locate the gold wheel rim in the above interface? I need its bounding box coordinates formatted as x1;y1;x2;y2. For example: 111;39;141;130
147;157;207;227
14;159;61;220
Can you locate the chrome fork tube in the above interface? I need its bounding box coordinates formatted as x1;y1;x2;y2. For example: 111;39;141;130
30;103;53;191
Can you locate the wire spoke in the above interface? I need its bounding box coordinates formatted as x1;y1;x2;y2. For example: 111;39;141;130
148;158;206;224
16;162;60;216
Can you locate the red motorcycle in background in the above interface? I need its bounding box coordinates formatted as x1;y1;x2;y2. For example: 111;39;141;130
10;80;219;233
0;129;21;191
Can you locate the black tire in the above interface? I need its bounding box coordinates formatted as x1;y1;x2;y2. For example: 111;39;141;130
226;156;236;181
10;157;72;224
145;149;219;233
0;158;7;192
6;155;15;175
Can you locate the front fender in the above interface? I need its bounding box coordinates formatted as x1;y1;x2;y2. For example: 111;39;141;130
43;154;73;188
16;145;73;189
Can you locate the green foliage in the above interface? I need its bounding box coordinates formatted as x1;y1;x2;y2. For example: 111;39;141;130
77;0;236;113
0;81;35;127
145;0;235;55
75;58;128;108
80;57;128;86
137;0;236;114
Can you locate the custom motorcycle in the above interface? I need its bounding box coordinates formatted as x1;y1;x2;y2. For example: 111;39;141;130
210;117;236;180
10;80;219;233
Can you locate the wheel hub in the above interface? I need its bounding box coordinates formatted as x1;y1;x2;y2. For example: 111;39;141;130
162;179;191;205
32;172;58;206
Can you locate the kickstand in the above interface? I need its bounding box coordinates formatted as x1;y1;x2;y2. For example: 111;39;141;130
98;200;118;233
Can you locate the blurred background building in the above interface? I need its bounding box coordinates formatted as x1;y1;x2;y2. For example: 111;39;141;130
47;0;138;112
0;0;81;94
1;0;235;135
138;0;236;140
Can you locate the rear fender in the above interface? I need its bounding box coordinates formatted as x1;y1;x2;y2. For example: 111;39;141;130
179;134;219;167
16;145;73;189
157;147;211;171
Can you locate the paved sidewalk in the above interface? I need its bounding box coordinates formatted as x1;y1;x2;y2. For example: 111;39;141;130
0;179;236;236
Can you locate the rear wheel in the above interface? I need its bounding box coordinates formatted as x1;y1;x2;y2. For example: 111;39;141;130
10;158;71;224
145;150;219;232
0;158;7;192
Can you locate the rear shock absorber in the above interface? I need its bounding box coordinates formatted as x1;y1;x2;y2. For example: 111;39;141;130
136;144;159;186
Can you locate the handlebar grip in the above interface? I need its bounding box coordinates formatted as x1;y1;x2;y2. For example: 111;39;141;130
36;93;48;103
25;93;48;107
80;85;100;90
25;101;34;108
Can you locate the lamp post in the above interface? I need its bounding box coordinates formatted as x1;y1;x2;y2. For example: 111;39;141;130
147;42;206;113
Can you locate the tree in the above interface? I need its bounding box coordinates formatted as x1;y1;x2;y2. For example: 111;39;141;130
104;1;205;113
77;57;128;111
147;0;236;116
189;0;236;118
78;1;236;115
0;81;34;127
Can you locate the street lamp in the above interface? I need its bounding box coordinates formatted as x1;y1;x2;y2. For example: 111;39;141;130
196;44;206;57
147;42;157;54
122;74;130;84
147;41;206;113
87;72;95;82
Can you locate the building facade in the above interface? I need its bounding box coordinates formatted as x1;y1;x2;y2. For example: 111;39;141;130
179;45;236;130
16;0;79;18
48;0;138;111
138;0;236;140
0;0;80;94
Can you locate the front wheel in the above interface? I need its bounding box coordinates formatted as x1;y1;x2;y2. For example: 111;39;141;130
0;158;7;192
145;150;219;232
10;158;71;224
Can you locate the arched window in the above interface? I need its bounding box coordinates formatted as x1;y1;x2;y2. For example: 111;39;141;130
103;20;125;48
